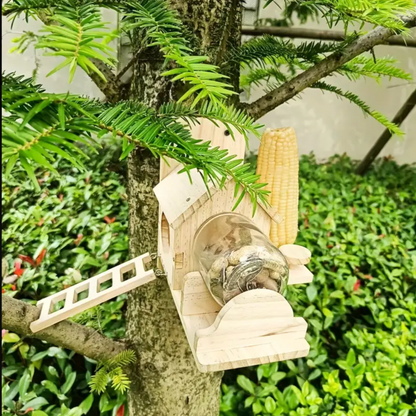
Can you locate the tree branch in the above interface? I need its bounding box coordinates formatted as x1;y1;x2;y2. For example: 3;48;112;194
2;295;126;361
35;11;123;102
245;15;416;120
241;26;416;48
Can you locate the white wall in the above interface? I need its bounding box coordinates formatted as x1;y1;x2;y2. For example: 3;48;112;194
245;1;416;163
3;8;415;164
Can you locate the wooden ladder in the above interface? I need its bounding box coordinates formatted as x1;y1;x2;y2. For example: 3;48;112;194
30;253;155;333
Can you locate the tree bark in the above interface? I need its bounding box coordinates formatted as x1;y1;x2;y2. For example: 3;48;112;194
241;26;416;48
1;295;125;361
355;88;416;175
124;1;242;415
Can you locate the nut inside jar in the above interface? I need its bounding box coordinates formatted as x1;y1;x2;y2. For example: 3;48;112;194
193;213;289;306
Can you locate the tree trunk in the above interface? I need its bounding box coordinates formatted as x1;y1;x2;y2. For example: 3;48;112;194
125;1;242;415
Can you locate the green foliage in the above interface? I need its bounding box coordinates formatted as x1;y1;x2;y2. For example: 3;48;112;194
2;140;129;319
264;0;416;31
2;144;129;415
1;338;124;416
97;101;269;210
4;149;415;415
123;0;235;106
221;154;416;416
310;81;406;137
36;1;118;82
237;35;412;135
2;73;268;211
232;35;346;68
2;72;102;190
89;350;136;394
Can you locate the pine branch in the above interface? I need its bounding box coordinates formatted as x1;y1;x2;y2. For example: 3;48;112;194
1;295;126;361
230;35;348;68
245;14;416;120
310;81;405;137
3;1;124;101
35;2;118;83
89;350;136;393
338;56;412;82
2;72;103;189
121;0;236;106
97;101;269;211
2;74;267;212
265;0;416;32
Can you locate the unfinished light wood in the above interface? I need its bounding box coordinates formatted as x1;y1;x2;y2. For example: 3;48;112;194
181;272;221;316
288;265;313;285
166;270;311;372
154;165;281;290
30;254;155;333
155;121;313;372
280;244;311;265
194;290;309;371
160;119;246;181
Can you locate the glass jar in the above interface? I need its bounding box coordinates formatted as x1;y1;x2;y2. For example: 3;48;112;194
193;213;289;306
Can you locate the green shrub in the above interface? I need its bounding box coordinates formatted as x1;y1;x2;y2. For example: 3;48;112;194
2;140;128;415
3;150;415;415
221;155;416;416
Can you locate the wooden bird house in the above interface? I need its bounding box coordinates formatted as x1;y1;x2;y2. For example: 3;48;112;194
29;119;313;374
153;119;314;372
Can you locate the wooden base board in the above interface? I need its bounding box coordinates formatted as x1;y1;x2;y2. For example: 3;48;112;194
169;271;310;372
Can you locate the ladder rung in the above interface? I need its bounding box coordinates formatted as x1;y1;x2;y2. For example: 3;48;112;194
30;253;155;333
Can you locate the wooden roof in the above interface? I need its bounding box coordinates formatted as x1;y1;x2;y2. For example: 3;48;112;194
153;166;281;230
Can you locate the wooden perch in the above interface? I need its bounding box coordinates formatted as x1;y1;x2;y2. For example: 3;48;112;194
245;14;416;120
241;26;416;48
2;295;125;361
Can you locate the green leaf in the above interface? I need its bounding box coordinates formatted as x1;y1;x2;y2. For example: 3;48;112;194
5;154;19;176
252;400;263;414
19;99;53;130
244;396;255;408
18;372;31;399
19;154;40;191
58;103;66;129
306;285;318;302
79;394;94;414
21;397;49;411
61;372;77;394
270;371;286;384
265;397;276;413
346;349;356;366
308;369;322;381
237;375;255;395
3;333;20;343
31;351;49;361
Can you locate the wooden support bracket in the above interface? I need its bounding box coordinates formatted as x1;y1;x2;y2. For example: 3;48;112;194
30;254;155;333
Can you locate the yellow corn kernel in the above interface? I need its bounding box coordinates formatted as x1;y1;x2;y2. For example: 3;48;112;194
256;127;299;247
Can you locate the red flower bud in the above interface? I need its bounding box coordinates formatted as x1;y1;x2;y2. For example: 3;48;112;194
11;285;16;291
18;255;36;267
104;216;116;224
116;405;125;416
74;234;83;246
36;248;47;266
353;279;361;292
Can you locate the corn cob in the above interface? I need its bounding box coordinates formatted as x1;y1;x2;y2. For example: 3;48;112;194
256;127;299;247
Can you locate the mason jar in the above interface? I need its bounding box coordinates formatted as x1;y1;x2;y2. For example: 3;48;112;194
193;213;289;306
